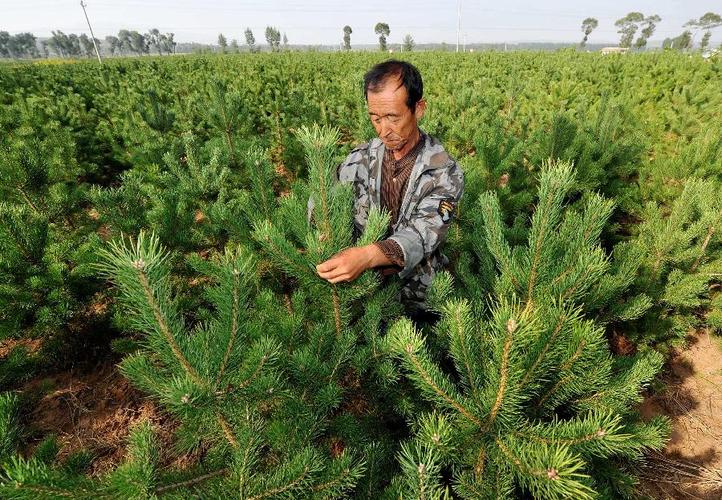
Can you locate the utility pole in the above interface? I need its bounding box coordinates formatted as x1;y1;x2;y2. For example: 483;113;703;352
80;1;102;64
456;0;461;52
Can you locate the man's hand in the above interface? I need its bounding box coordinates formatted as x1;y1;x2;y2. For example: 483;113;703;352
316;244;392;284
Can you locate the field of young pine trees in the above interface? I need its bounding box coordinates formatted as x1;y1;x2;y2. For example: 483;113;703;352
1;51;721;498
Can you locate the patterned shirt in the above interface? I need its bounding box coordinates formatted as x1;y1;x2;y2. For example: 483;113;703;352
375;131;426;272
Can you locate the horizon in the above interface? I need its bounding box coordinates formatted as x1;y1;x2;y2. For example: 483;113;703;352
2;0;721;47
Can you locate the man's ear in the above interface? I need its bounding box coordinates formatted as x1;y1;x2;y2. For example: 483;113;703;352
414;99;427;120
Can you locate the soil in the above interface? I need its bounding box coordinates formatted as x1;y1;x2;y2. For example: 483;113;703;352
636;329;722;499
17;361;187;476
0;338;43;358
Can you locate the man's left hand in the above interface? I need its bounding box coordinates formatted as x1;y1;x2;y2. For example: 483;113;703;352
316;244;388;284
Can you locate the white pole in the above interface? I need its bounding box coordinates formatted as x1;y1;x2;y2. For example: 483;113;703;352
80;1;102;64
456;0;461;52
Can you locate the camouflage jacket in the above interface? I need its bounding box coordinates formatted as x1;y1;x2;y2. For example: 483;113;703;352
336;130;464;311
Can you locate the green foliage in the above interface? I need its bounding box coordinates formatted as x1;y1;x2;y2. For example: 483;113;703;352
388;163;668;498
1;51;721;498
0;393;21;462
625;179;722;350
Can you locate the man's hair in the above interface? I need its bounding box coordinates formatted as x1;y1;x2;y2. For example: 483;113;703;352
363;60;423;111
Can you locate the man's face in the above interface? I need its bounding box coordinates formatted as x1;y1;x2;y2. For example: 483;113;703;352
367;76;426;152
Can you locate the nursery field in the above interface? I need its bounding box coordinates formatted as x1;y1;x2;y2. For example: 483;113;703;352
1;51;722;498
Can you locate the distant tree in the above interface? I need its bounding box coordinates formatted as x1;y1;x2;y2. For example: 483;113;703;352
244;27;257;53
146;28;164;55
282;32;288;50
0;31;9;58
343;25;352;50
685;12;722;51
162;32;176;54
3;32;39;58
615;12;644;48
671;30;693;50
217;33;227;53
47;31;65;57
49;30;80;57
105;35;120;56
230;38;239;53
402;33;415;52
580;17;598;47
634;14;661;49
265;26;281;52
40;39;49;58
67;34;82;57
118;29;132;55
129;30;149;55
374;22;390;51
79;33;95;57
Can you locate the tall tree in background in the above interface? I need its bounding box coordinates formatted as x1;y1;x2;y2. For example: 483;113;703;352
580;17;598;47
374;22;390;51
117;29;132;55
672;30;693;50
230;38;239;53
0;32;9;58
146;28;163;55
79;34;95;58
343;25;352;50
105;35;120;55
162;32;176;54
615;12;644;48
685;12;722;51
282;32;288;50
0;32;10;58
217;32;227;53
0;32;39;58
634;14;661;49
129;30;148;55
244;27;257;53
265;26;281;52
402;34;415;52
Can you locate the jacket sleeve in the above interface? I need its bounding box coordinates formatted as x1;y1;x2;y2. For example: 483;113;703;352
387;161;464;279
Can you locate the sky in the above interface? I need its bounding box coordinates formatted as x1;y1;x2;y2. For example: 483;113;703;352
1;0;720;46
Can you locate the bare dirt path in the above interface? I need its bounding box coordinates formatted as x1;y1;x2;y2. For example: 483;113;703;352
637;329;722;499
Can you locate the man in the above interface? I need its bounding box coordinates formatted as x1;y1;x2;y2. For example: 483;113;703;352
315;60;464;317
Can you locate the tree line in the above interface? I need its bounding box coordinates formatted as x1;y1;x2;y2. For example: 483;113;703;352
0;11;720;60
579;11;721;51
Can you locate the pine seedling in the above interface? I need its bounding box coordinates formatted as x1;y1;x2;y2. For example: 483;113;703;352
389;161;669;498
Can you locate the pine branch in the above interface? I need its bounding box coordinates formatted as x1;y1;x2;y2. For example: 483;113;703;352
447;300;479;399
16;186;41;215
215;270;240;386
331;286;342;337
396;332;481;426
536;339;587;408
217;413;239;448
482;316;518;432
518;310;567;390
690;224;716;272
135;267;202;386
246;466;311;500
154;468;228;494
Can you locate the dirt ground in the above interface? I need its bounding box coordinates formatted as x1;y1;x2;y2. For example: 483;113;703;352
18;361;185;476
636;329;722;499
